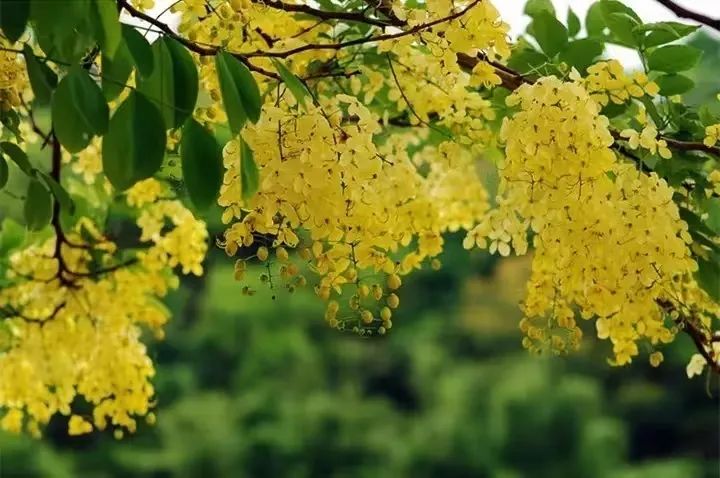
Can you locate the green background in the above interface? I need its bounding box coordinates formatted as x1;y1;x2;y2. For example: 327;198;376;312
0;232;717;478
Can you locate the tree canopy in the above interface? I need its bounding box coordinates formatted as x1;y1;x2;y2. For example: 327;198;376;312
0;0;719;438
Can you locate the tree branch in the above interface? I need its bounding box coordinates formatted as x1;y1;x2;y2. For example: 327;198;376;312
457;51;720;157
657;299;720;375
456;52;529;91
360;0;407;26
49;133;77;288
654;0;720;32
110;1;720;159
48;134;137;286
386;54;452;138
117;0;281;80
255;0;400;28
609;129;720;157
243;0;482;58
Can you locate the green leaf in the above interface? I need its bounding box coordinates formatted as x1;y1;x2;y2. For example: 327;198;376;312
0;141;33;174
601;0;641;21
122;24;154;77
680;207;718;241
524;0;555;18
138;39;173;127
23;44;57;105
164;38;199;128
52;67;109;153
601;100;630;118
567;7;581;37
0;109;23;140
585;2;606;38
701;198;720;235
696;256;720;301
635;21;700;48
180;118;223;210
604;13;640;46
101;43;133;100
59;193;91;231
24;178;53;231
600;1;641;46
31;0;94;63
90;0;121;58
507;45;548;74
215;54;247;135
560;38;604;72
102;92;166;190
0;218;25;254
215;51;262;135
655;73;694;96
531;10;568;57
699;105;719;127
647;45;702;72
0;0;30;43
37;171;75;215
239;137;259;200
138;37;198;129
271;59;310;108
638;96;664;129
0;155;8;190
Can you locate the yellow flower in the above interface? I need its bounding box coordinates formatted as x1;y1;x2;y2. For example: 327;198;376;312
0;409;24;434
470;61;502;89
68;416;93;436
126;178;165;207
649;351;663;367
466;76;698;362
686;354;707;378
704;124;720;147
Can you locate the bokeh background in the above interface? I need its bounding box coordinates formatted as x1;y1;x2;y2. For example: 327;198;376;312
2;232;718;477
1;2;720;478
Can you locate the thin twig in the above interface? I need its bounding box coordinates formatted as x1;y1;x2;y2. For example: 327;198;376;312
254;0;399;28
654;0;720;32
117;0;281;79
386;54;451;139
243;0;482;58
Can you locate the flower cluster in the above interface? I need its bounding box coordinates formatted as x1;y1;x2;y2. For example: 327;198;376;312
707;169;720;197
218;95;489;333
0;177;207;437
579;60;659;106
705;124;720;147
0;46;27;111
620;125;672;159
465;76;699;365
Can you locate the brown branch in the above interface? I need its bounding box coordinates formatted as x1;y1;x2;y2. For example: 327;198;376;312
243;0;482;59
118;1;720;158
456;51;720;158
657;298;720;375
49;133;77;288
655;0;720;32
1;301;66;324
684;319;720;375
386;54;451;138
662;136;720;156
117;0;281;80
48;134;137;286
20;97;50;143
610;129;720;157
304;69;361;80
361;0;407;26
255;0;400;28
456;52;529;91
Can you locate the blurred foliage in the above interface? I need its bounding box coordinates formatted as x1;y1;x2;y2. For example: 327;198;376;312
0;233;716;477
